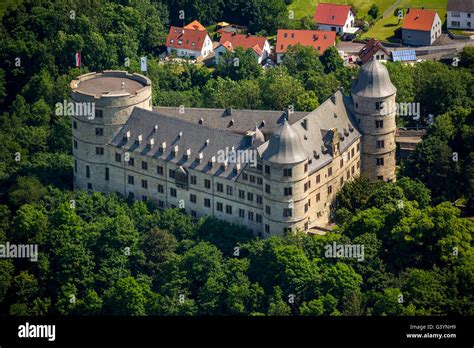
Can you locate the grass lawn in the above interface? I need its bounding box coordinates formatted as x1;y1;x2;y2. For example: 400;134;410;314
288;0;394;21
361;0;448;42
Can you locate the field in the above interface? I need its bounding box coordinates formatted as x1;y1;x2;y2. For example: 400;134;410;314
288;0;394;20
361;0;448;42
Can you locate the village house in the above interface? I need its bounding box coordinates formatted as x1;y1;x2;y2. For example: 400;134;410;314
275;29;336;64
401;9;442;46
165;21;213;60
313;3;357;35
358;39;391;64
447;0;474;30
215;32;271;64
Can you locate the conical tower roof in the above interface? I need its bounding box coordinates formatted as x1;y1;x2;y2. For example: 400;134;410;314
352;58;396;98
262;120;306;164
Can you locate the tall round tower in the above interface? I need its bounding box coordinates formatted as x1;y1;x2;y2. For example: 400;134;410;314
261;120;309;235
351;58;397;182
70;70;152;192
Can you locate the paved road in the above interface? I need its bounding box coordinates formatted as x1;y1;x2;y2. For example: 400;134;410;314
383;0;403;18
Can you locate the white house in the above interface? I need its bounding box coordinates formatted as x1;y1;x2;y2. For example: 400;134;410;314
447;0;474;30
166;22;213;60
215;32;271;64
313;3;357;35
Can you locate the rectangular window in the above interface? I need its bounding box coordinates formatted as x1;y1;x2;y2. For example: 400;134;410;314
157;184;164;193
157;166;164;175
217;183;223;192
328;167;332;176
204;198;211;208
95;109;103;118
74;160;77;173
256;214;262;223
377;140;385;149
316;192;320;202
242;173;248;180
239;209;245;218
226;205;232;215
265;224;270;233
141;180;148;189
377;158;384;166
191;210;197;218
169;169;175;179
248;211;254;221
328;185;332;194
105;167;109;181
204;179;211;189
249;175;255;183
190;194;197;203
247;192;254;202
283;168;292;177
304;163;308;172
96;147;104;155
170;187;177;197
375;102;383;110
340;159;344;168
265;165;270;174
226;185;233;195
265;184;271;194
73;140;78;149
95;128;103;136
316;174;320;184
142;161;148;170
284;187;292;196
87;183;92;190
86;165;90;178
283;208;292;217
351;148;355;157
351;166;355;175
265;205;271;215
375;120;383;128
357;143;360;152
256;195;262;204
128;158;135;167
239;190;245;199
216;202;223;212
158;200;164;208
257;177;263;185
257;163;263;171
128;175;134;185
190;175;197;185
73;120;77;129
115;153;122;162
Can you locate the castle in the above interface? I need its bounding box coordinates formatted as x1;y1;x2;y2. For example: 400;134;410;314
71;59;397;236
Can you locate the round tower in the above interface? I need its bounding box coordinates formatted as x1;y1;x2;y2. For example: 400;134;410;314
261;120;309;235
70;70;152;192
351;58;397;182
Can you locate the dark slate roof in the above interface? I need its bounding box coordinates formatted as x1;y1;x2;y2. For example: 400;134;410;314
261;120;307;164
447;0;474;12
153;106;309;136
261;90;360;173
110;108;255;179
352;58;396;98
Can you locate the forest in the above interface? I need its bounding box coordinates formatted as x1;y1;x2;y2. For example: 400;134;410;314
0;0;472;316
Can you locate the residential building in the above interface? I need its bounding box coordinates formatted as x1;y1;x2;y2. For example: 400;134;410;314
275;29;336;63
314;3;357;34
447;0;474;30
358;39;391;64
402;9;442;46
166;21;213;59
215;32;271;64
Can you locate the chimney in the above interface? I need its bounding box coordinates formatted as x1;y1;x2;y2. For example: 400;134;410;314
154;125;158;132
302;118;308;130
209;156;216;167
205;139;210;146
147;138;155;149
160;141;167;152
178;131;183;138
184;148;191;160
123;130;131;142
331;95;336;104
135;134;143;145
196;152;203;163
198;118;203;124
172;145;179;156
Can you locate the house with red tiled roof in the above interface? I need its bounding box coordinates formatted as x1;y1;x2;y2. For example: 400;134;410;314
184;20;206;31
214;32;271;64
275;29;336;63
166;22;213;60
314;3;357;34
402;9;442;46
358;39;391;64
